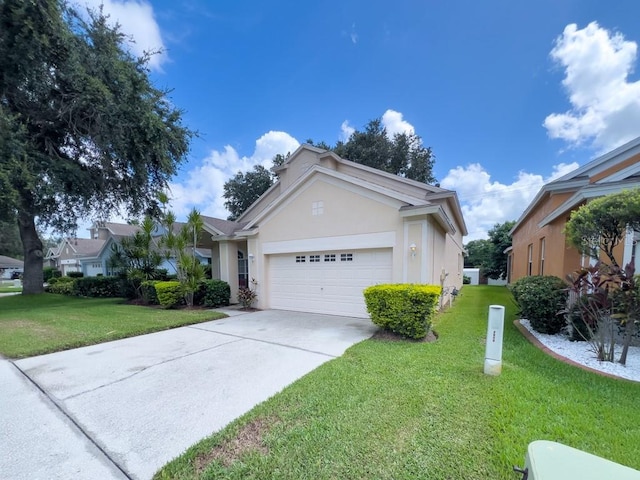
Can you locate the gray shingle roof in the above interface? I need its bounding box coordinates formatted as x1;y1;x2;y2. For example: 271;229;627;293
0;255;23;269
201;215;246;236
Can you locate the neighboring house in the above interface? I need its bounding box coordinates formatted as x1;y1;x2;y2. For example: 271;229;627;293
509;136;640;283
45;237;107;276
205;144;467;318
0;255;24;279
79;222;140;276
45;221;213;277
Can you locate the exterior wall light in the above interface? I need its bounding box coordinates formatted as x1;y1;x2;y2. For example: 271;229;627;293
409;243;417;257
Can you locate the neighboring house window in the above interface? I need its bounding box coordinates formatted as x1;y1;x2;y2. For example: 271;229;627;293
324;254;336;262
295;255;306;263
341;253;353;262
527;244;533;276
312;201;324;216
539;238;545;275
309;255;320;262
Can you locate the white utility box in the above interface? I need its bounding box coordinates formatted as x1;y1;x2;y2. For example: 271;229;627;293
517;440;640;480
483;304;504;375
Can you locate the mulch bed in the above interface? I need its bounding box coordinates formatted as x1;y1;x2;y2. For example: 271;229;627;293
372;329;438;343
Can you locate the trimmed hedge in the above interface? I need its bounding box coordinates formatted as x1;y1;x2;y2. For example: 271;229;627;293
43;267;62;282
46;278;75;295
200;279;231;307
364;284;441;339
155;281;183;309
72;276;123;298
510;275;568;334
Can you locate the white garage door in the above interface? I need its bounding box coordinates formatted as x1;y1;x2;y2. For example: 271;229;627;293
268;248;392;318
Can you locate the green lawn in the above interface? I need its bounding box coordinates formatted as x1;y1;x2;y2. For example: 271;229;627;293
0;286;22;293
155;286;640;480
0;294;225;358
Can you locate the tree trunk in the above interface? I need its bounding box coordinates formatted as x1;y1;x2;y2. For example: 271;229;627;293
18;212;44;294
619;319;635;365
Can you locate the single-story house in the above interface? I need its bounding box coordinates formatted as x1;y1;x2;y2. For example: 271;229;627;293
0;255;24;279
509;135;640;283
205;144;467;318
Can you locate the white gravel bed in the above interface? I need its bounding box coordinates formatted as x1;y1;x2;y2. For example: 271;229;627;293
519;319;640;382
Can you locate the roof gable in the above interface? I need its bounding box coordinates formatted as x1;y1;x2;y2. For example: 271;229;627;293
245;164;433;230
240;144;464;230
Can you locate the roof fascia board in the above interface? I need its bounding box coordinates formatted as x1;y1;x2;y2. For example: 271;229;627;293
550;136;640;184
538;180;640;228
596;162;640;184
334;155;448;193
400;205;456;234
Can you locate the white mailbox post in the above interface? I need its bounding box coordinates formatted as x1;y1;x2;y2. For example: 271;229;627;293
484;305;505;376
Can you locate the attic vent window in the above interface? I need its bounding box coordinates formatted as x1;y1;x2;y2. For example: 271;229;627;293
312;201;324;216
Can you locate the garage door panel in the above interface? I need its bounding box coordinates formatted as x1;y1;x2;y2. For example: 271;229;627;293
268;248;392;318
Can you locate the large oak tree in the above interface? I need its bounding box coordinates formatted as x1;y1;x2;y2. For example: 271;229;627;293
0;0;193;293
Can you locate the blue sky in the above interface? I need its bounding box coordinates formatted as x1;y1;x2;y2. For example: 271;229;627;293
78;0;640;240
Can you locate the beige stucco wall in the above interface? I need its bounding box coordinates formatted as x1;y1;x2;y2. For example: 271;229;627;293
244;174;465;310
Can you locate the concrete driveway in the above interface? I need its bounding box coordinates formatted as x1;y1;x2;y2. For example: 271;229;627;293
1;309;376;480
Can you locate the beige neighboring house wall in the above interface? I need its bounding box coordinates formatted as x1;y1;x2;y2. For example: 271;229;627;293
229;144;467;317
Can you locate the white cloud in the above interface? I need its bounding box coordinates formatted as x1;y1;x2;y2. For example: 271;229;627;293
544;22;640;152
350;23;359;44
441;162;579;241
381;109;415;138
168;132;300;219
75;0;167;71
340;120;355;142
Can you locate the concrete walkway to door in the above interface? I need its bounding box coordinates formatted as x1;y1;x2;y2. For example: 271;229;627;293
2;310;376;480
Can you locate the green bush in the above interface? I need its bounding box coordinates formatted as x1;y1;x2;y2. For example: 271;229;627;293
237;286;257;309
46;277;75;295
155;281;183;309
463;275;471;285
72;276;123;298
67;271;84;278
198;280;231;307
140;280;160;305
511;275;568;334
43;267;62;282
364;284;441;339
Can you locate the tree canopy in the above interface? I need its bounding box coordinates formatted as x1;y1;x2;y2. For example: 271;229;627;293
464;239;493;269
332;119;436;184
565;189;640;267
0;220;22;259
485;221;516;280
0;0;193;293
223;165;274;221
